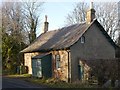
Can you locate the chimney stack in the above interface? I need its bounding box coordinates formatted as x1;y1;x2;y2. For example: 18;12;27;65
86;2;96;24
43;15;49;33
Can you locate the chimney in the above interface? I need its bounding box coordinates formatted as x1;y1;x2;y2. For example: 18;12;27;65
86;2;96;24
43;15;49;33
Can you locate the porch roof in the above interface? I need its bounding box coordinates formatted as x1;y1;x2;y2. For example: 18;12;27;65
32;53;50;59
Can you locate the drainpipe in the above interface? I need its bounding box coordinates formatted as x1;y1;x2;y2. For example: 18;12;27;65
67;50;71;83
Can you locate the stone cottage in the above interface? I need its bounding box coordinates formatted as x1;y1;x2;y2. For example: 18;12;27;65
21;3;118;83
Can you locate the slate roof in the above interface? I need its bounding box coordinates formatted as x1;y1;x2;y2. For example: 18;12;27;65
32;53;50;59
21;19;118;53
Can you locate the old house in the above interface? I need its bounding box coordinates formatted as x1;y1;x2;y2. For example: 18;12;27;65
21;3;118;83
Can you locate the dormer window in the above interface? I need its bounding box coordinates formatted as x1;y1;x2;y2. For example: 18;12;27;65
81;36;85;43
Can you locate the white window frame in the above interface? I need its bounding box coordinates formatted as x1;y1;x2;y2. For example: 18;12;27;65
36;59;41;67
55;55;60;69
81;36;85;43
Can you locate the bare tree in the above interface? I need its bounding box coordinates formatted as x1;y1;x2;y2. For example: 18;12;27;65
2;1;44;73
65;2;88;25
95;2;118;40
116;1;120;46
2;2;27;73
65;2;118;41
2;2;25;43
22;1;44;43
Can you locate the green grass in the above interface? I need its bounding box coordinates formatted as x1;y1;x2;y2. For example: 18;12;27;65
8;75;118;88
21;77;98;88
6;74;32;78
5;74;117;89
6;74;97;88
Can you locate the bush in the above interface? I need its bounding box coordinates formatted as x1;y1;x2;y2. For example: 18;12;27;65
17;65;28;74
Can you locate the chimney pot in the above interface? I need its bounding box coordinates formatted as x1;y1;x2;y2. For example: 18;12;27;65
86;2;95;24
90;2;93;9
42;15;49;33
45;15;47;22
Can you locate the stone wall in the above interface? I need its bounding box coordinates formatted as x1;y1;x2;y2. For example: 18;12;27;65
52;50;69;82
24;52;39;74
79;60;91;81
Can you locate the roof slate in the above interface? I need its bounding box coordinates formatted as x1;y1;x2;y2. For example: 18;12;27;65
32;53;50;59
21;19;118;53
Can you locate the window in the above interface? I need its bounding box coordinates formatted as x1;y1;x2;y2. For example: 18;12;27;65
81;36;85;43
78;65;84;80
55;55;60;69
78;60;84;80
37;59;41;67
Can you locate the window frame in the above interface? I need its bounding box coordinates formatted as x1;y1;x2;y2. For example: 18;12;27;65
36;59;41;67
80;36;85;43
55;54;60;69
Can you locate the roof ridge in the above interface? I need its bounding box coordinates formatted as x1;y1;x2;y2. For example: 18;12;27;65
21;19;118;53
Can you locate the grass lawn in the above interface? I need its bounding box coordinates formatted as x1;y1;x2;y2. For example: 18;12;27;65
5;74;118;89
6;74;99;88
6;74;31;78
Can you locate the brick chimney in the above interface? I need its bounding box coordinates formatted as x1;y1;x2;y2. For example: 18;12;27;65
43;15;49;33
86;2;96;24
